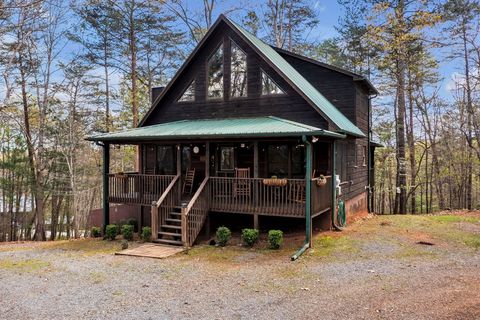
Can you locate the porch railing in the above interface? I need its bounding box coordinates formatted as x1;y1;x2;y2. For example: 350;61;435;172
108;173;176;205
182;177;210;247
311;176;332;217
151;174;181;240
210;177;307;217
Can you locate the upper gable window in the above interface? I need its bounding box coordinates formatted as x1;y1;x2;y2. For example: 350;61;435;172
261;70;285;95
207;44;224;99
178;80;195;102
230;41;247;98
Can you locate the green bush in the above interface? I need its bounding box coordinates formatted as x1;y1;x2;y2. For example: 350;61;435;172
105;224;117;241
241;228;259;247
126;218;138;232
91;226;101;238
268;230;284;249
141;226;152;242
115;222;124;235
216;226;232;247
121;224;134;241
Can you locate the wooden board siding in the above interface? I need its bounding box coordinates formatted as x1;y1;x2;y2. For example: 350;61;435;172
354;82;369;134
142;22;329;130
278;53;356;125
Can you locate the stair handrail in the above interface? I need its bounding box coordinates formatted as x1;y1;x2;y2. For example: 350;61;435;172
153;174;180;208
181;176;210;246
151;174;180;240
184;177;209;214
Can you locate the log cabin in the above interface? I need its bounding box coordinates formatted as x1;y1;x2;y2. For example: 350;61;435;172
87;15;379;253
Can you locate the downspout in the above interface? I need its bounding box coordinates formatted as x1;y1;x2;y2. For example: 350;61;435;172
331;140;344;231
291;135;312;261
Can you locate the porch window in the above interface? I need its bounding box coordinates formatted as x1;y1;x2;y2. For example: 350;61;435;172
261;70;284;95
178;80;195;102
207;44;224;99
220;147;235;171
291;144;305;178
267;144;289;178
157;146;175;175
230;41;247;98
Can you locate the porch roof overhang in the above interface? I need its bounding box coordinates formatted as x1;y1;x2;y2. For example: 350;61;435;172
86;116;347;143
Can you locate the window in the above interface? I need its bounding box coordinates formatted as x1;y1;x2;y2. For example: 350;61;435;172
261;70;284;95
207;44;224;99
157;146;175;175
178;80;195;102
362;145;367;166
220;147;235;171
267;144;289;178
291;145;305;178
230;41;247;98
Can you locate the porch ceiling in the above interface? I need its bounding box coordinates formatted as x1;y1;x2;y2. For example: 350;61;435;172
86;116;346;142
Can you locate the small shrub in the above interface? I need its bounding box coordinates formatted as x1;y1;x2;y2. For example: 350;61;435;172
126;218;138;232
242;228;259;247
268;230;284;249
91;226;101;238
216;226;232;247
105;224;117;241
121;239;129;250
141;226;152;242
121;224;134;241
115;222;124;235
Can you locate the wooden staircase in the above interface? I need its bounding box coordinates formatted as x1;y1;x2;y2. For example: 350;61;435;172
151;176;210;248
154;205;183;246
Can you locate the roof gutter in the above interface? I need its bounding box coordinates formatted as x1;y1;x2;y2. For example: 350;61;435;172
85;130;347;143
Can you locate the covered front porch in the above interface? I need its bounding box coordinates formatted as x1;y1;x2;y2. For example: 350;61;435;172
88;117;344;248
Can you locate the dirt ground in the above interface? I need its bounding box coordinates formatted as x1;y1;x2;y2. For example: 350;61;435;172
1;211;479;320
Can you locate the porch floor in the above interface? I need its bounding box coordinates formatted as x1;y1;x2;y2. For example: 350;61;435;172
115;243;184;259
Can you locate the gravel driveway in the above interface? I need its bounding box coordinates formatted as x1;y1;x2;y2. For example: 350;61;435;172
1;212;479;320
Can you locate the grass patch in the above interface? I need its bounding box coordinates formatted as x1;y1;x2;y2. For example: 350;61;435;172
463;235;480;249
430;215;479;223
46;239;121;256
395;246;437;259
0;258;50;273
185;245;245;264
309;235;359;258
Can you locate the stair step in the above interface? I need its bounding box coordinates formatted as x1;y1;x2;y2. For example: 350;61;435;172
158;231;181;237
169;212;181;216
153;238;183;246
161;224;181;230
166;218;181;223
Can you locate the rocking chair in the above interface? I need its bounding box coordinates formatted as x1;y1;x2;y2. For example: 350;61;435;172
182;169;196;195
233;168;251;197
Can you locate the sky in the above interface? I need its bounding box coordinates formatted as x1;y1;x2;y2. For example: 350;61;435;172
0;0;462;105
204;0;459;101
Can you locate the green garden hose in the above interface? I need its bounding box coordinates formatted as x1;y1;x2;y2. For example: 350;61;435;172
333;199;346;231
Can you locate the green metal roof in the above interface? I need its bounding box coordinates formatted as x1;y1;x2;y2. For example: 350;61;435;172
86;116;346;142
227;19;365;137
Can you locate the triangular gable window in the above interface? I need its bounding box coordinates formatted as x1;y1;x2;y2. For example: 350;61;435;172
230;40;247;98
207;44;224;99
261;70;285;95
178;80;195;102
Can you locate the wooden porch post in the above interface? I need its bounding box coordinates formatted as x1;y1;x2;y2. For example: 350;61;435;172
204;142;210;238
176;144;181;196
253;141;259;230
102;143;110;233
